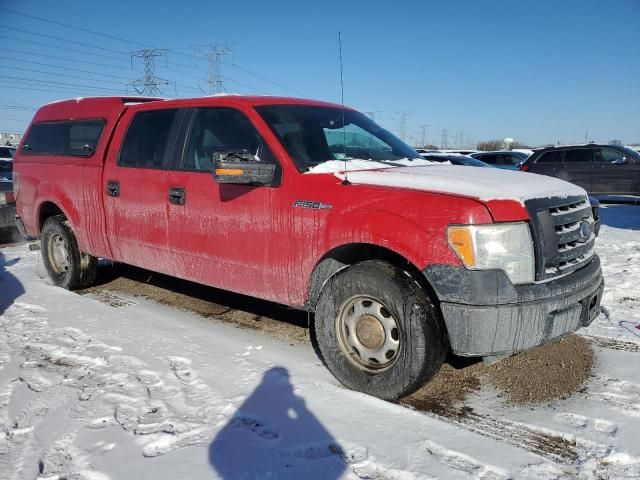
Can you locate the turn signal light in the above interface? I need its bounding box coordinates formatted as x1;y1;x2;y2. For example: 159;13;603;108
447;226;476;267
215;168;245;176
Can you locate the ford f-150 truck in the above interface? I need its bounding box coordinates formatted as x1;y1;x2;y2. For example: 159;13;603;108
14;96;604;400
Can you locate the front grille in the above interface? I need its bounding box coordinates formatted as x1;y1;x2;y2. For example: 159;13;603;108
525;195;596;281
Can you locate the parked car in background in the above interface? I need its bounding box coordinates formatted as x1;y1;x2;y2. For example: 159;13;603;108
419;152;494;168
0;176;16;234
471;150;530;170
0;146;15;180
520;144;640;195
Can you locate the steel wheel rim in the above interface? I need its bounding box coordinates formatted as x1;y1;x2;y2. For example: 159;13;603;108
48;233;70;274
336;295;401;372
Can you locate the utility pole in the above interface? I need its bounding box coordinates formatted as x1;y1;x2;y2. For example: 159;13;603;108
197;44;233;94
420;124;430;147
129;49;171;96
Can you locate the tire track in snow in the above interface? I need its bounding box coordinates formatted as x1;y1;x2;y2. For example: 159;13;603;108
407;404;640;478
582;334;640;353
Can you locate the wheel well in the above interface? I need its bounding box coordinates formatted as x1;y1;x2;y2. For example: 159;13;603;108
306;243;438;311
38;202;66;231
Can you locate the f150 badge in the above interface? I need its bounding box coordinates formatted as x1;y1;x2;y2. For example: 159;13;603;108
293;200;333;210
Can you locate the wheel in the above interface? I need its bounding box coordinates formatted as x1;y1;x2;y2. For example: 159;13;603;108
314;260;446;400
40;215;98;290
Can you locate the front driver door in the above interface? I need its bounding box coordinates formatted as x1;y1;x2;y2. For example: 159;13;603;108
592;147;639;195
164;107;291;303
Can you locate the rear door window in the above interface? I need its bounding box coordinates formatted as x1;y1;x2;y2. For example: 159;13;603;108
536;150;564;163
563;149;592;163
22;120;105;156
479;154;497;164
119;109;180;169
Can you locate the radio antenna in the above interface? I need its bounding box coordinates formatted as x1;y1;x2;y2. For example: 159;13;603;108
338;31;350;185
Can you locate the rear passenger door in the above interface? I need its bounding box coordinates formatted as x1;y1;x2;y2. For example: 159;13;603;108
557;148;593;191
592;147;639;194
529;150;564;177
103;108;186;269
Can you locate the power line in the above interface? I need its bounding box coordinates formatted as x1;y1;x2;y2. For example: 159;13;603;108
0;75;124;93
0;9;306;99
0;25;129;56
0;82;117;96
1;47;141;73
0;6;152;48
0;65;129;87
0;55;137;81
0;34;129;63
223;62;308;97
0;104;38;111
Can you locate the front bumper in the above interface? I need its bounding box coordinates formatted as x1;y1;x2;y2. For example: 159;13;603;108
423;255;604;357
0;203;16;229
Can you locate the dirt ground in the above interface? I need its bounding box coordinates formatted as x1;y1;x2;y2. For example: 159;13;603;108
78;262;596;412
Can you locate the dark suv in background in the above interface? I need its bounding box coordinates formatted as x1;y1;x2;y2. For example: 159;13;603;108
521;144;640;195
470;150;529;170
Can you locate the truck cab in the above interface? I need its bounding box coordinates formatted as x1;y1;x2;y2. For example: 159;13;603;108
13;96;604;400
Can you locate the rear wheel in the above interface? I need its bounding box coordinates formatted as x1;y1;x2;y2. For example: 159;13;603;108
41;215;97;290
314;260;446;400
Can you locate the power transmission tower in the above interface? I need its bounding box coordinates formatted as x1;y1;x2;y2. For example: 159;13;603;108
129;49;171;96
420;124;431;147
398;111;409;142
365;111;382;122
197;44;233;94
441;128;449;149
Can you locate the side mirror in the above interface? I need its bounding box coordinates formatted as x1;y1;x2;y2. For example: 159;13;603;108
612;156;627;165
212;150;276;185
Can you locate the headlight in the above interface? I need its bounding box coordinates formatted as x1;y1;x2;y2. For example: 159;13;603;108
447;222;535;285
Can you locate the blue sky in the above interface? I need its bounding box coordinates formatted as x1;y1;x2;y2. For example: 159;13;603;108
0;0;638;146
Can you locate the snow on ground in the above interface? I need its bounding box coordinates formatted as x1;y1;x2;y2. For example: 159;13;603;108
0;204;639;479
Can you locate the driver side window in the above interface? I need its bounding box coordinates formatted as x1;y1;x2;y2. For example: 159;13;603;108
183;108;276;171
595;148;624;163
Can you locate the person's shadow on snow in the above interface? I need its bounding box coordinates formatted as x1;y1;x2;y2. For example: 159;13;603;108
209;367;348;479
0;251;25;316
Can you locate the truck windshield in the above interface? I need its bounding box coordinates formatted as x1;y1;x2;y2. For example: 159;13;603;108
255;105;421;171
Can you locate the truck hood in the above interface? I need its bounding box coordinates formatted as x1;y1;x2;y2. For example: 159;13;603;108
332;165;587;205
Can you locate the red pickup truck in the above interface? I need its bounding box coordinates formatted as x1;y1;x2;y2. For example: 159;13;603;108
14;96;604;400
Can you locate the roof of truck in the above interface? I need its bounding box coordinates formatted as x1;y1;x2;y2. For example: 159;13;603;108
31;95;348;123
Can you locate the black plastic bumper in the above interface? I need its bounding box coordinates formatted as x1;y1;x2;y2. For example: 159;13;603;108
423;256;604;357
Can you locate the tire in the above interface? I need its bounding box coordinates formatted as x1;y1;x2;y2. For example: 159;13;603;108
314;260;446;400
40;215;97;290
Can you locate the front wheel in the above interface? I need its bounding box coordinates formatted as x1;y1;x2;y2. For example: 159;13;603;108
41;215;97;290
314;260;446;400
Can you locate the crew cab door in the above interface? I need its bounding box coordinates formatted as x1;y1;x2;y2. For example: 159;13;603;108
164;107;290;303
103;108;186;268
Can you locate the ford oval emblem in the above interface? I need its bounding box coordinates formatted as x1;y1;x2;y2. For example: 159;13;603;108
579;221;592;242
